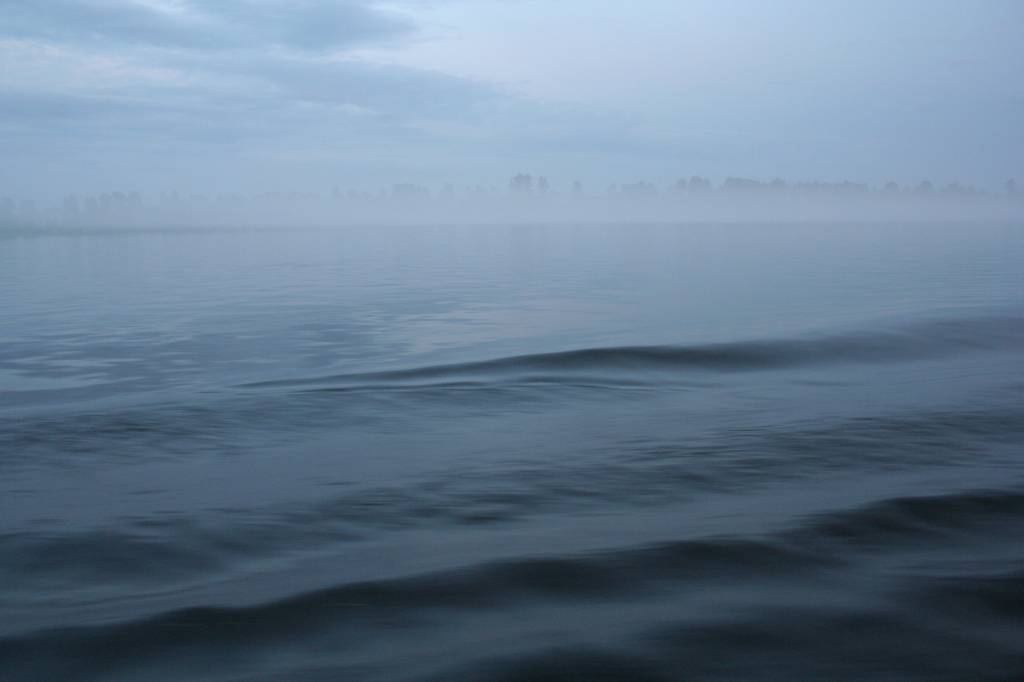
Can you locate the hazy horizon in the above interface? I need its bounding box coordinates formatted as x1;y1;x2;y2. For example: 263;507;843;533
2;0;1022;203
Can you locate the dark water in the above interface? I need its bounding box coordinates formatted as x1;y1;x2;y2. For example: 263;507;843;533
1;222;1022;681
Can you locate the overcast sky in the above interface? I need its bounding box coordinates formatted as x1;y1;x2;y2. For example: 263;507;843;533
1;0;1021;198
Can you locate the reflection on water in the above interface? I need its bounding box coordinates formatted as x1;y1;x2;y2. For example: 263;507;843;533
1;223;1023;680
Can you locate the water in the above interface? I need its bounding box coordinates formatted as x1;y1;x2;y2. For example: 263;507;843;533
1;222;1022;681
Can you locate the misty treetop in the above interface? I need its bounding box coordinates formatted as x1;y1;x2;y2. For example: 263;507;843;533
3;174;1022;231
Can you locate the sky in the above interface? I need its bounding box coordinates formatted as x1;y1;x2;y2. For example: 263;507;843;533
1;0;1022;199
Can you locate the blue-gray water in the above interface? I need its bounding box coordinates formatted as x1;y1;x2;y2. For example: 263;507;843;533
2;222;1023;681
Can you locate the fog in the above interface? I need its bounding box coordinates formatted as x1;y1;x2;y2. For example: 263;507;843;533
6;5;1024;679
3;177;1023;231
2;0;1022;220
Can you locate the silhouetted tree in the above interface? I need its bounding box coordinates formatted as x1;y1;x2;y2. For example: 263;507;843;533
62;195;80;214
509;174;533;194
688;176;712;192
722;177;763;192
393;183;428;199
941;183;977;198
620;181;656;197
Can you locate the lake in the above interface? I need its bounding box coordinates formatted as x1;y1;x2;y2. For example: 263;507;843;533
2;221;1023;680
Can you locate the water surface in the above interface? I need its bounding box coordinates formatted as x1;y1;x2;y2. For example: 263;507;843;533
2;222;1023;680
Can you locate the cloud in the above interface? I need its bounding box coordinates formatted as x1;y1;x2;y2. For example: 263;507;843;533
0;0;495;143
204;0;414;52
182;52;495;118
3;0;1020;198
0;0;510;198
0;58;495;145
0;0;413;52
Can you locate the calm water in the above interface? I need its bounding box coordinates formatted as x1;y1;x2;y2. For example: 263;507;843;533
2;222;1023;681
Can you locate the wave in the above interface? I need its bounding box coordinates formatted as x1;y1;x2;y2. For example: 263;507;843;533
3;312;1021;477
4;401;1023;596
244;313;1024;391
3;486;1023;680
794;488;1024;547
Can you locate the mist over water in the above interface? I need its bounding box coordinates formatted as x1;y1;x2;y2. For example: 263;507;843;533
2;222;1023;680
4;0;1024;678
5;179;1024;230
